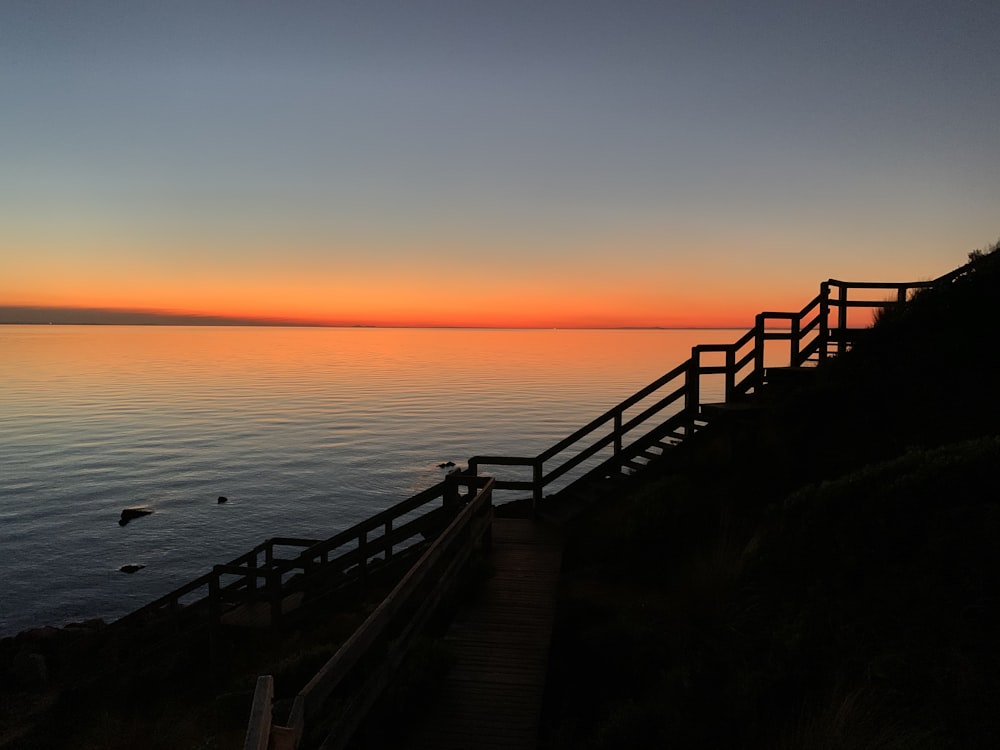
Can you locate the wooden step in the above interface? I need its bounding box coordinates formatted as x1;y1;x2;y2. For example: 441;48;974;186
220;592;305;629
699;401;762;419
765;365;818;379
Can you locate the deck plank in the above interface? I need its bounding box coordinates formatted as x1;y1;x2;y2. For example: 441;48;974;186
403;518;563;750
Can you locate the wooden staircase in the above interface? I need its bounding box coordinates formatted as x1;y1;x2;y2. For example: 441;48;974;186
238;258;982;750
471;264;974;520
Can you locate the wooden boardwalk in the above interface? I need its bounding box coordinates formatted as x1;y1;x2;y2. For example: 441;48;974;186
403;518;564;750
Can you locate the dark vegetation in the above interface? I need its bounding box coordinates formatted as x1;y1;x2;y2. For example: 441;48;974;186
0;528;482;748
0;563;407;748
543;241;1000;748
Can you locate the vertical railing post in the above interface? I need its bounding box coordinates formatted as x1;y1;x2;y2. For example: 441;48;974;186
819;281;830;362
754;315;766;391
358;530;367;599
444;471;460;511
384;519;393;561
613;409;623;461
836;282;849;354
725;346;736;402
685;350;700;434
209;567;221;681
248;552;258;595
790;315;801;366
482;482;494;551
532;459;543;517
244;675;274;750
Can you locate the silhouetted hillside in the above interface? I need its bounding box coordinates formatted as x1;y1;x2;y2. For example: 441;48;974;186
546;243;1000;749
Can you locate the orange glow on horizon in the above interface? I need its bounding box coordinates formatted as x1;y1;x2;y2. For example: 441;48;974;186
0;232;838;329
2;292;790;329
4;268;816;328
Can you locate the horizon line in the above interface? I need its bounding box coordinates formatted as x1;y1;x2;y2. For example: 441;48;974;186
0;321;749;331
0;305;751;330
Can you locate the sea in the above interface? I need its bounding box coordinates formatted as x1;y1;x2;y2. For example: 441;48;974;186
0;325;751;636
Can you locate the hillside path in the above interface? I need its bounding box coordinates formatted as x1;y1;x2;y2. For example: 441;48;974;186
402;518;564;750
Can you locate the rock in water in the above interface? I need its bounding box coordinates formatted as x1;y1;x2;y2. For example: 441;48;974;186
119;564;145;574
119;507;153;526
217;495;228;504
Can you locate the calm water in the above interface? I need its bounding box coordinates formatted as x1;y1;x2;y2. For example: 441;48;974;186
0;325;746;635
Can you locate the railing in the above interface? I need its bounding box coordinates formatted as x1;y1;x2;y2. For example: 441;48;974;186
235;257;975;749
119;263;972;648
114;469;480;646
86;257;976;748
468;262;973;510
244;476;495;750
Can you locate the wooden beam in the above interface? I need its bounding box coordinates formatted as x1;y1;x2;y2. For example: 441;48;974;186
243;675;273;750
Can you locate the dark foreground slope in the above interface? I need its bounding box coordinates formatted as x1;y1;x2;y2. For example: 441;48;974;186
544;245;1000;749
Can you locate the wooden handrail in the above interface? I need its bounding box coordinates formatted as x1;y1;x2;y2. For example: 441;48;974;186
122;261;978;633
235;260;977;748
536;360;690;463
122;260;978;740
245;478;496;750
243;675;274;750
113;478;469;641
467;265;967;505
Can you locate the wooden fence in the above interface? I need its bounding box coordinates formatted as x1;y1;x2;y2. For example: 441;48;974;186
89;259;972;749
239;260;973;749
244;476;495;750
119;263;970;652
468;265;970;510
115;469;482;648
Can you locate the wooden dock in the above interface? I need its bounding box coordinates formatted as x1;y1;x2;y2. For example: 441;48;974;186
403;518;564;750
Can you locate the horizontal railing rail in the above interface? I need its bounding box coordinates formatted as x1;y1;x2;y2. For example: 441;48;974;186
121;261;976;648
115;473;484;640
244;477;496;750
468;261;974;510
105;256;980;749
231;256;978;749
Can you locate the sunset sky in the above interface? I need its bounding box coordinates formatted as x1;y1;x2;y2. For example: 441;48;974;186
2;1;998;328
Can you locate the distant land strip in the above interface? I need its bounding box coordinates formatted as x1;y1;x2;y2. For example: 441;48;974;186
0;306;752;330
0;306;331;327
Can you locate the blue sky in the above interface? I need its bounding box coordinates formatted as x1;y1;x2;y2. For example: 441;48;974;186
2;1;998;326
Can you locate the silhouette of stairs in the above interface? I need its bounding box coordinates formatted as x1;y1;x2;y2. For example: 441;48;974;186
240;259;980;748
539;361;828;523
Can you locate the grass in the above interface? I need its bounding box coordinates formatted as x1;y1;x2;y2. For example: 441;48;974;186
0;579;378;749
542;240;1000;749
546;438;1000;749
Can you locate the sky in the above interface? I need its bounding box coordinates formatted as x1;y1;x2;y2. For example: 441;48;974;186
2;0;998;328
